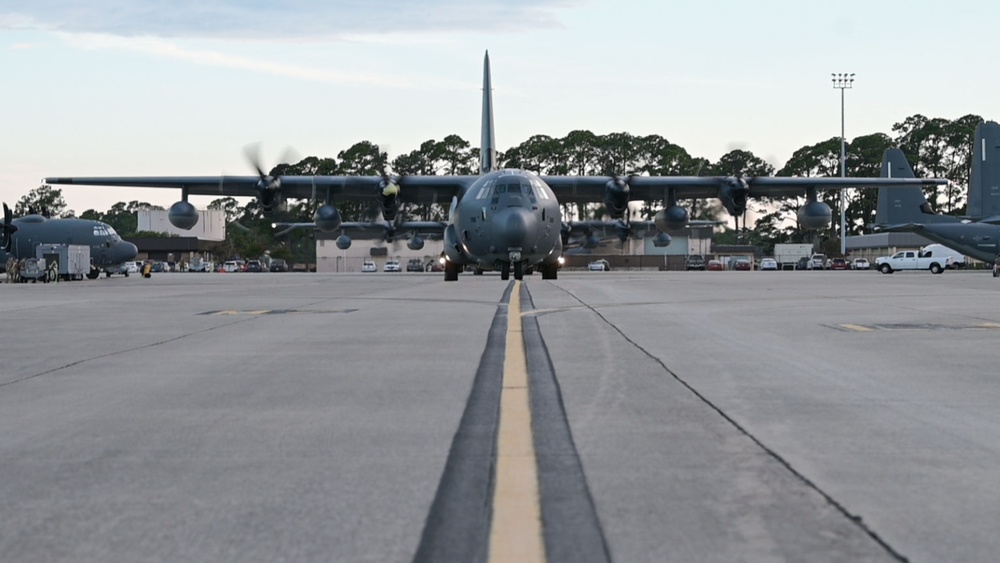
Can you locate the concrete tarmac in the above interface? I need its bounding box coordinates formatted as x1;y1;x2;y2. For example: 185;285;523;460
2;269;999;562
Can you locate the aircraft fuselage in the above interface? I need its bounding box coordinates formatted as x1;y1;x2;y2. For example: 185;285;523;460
901;222;1000;264
445;170;563;272
4;215;138;269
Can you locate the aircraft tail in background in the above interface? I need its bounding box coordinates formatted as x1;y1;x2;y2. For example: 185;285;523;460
874;148;960;226
967;121;1000;220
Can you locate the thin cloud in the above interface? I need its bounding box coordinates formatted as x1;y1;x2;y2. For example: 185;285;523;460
1;1;576;40
60;32;477;90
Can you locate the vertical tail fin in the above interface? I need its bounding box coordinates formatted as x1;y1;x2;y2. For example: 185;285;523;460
480;51;497;174
967;121;1000;218
875;148;958;225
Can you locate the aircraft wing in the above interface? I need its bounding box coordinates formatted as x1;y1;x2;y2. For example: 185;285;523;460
274;220;447;239
564;220;659;237
874;222;925;232
44;175;471;205
542;175;949;203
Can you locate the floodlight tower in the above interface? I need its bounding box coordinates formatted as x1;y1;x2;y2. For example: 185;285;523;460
832;72;854;255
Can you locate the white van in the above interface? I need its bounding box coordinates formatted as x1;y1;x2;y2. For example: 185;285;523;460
920;244;967;269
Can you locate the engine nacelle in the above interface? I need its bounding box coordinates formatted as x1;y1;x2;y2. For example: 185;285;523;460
256;179;283;214
653;232;672;247
168;201;199;230
443;224;467;263
719;177;749;216
603;178;630;219
335;235;352;250
313;204;342;232
797;201;833;230
378;179;400;221
654;205;690;233
407;235;425;251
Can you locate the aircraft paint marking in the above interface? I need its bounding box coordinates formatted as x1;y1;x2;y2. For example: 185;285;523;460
489;280;546;563
839;324;875;332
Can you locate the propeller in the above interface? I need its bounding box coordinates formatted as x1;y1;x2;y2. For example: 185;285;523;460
374;153;405;222
2;203;18;253
244;144;299;213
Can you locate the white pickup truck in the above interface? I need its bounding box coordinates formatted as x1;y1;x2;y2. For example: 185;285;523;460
875;250;952;274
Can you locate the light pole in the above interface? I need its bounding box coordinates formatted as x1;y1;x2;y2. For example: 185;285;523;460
832;72;854;255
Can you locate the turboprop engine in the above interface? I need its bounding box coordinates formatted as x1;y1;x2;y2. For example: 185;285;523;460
603;177;630;219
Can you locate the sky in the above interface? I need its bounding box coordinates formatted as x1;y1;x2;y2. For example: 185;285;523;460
2;0;998;215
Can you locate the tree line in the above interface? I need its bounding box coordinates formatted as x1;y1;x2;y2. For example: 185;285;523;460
14;113;983;260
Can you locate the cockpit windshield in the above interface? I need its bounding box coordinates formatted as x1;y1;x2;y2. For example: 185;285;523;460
93;224;121;240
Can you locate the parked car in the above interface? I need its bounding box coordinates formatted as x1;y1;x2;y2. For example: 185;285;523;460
222;260;240;273
361;259;377;273
588;259;610;271
796;256;810;270
830;257;850;270
245;260;263;272
685;254;706;270
384;259;401;272
706;259;724;271
759;257;778;271
269;258;288;272
732;258;752;271
853;257;870;270
406;258;424;272
809;253;827;270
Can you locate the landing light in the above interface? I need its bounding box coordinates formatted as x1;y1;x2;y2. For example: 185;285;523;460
557;256;565;265
439;257;446;265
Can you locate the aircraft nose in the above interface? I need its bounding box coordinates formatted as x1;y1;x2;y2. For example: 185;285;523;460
114;241;138;263
493;207;536;250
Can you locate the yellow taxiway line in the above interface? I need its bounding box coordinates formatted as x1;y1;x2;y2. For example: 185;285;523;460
489;281;546;562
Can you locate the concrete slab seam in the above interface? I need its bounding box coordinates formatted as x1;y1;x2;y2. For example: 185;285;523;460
549;284;910;563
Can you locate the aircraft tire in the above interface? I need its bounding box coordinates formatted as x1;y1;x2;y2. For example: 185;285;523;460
513;262;523;281
444;261;460;282
500;262;510;281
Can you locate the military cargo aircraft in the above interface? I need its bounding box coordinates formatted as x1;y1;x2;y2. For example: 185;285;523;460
45;52;947;281
875;121;1000;264
1;203;139;278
